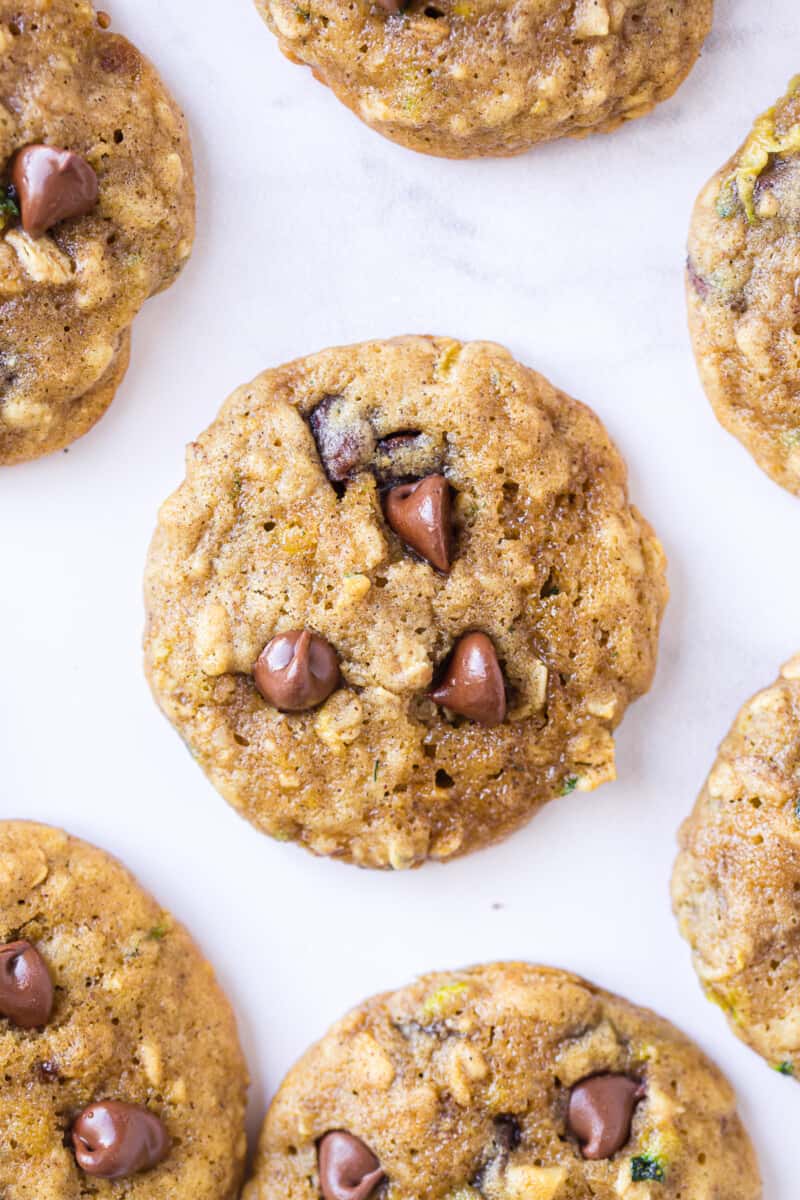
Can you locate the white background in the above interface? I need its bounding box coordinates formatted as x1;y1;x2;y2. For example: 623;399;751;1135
1;0;797;1191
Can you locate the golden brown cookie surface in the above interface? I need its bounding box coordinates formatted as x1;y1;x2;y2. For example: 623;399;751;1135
0;0;195;464
0;821;248;1197
144;337;667;868
673;655;800;1077
242;962;761;1200
687;78;800;494
254;0;713;158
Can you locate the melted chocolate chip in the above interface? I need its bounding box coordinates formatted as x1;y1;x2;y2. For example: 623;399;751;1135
310;395;371;484
0;940;53;1028
318;1131;385;1200
384;474;453;571
71;1101;170;1179
11;145;98;239
567;1074;645;1160
254;629;340;711
375;0;404;10
429;633;507;725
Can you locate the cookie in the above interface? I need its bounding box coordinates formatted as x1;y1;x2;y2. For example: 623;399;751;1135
0;821;248;1196
687;77;800;495
672;654;800;1078
254;0;713;158
242;961;761;1200
144;336;668;869
0;1;195;465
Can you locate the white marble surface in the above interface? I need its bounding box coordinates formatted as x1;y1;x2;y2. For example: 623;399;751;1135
1;0;797;1191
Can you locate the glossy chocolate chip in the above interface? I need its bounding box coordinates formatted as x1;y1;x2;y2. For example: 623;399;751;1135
254;629;340;711
11;145;98;239
0;940;53;1029
568;1074;645;1160
318;1131;385;1200
384;474;453;571
310;395;371;484
72;1101;170;1179
430;632;506;725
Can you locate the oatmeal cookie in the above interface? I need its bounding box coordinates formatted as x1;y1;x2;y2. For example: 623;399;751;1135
673;654;800;1077
687;77;800;494
0;821;248;1197
0;0;195;464
254;0;713;158
242;962;761;1200
144;336;667;869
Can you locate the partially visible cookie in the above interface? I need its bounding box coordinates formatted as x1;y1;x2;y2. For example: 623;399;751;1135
673;655;800;1078
0;821;248;1197
0;1;195;464
144;336;668;869
254;0;713;158
243;962;761;1200
687;78;800;494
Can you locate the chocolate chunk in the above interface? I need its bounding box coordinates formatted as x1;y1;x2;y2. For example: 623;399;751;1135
72;1101;170;1179
254;629;340;711
375;432;421;458
0;939;53;1029
318;1131;385;1200
375;0;403;10
430;633;506;725
310;395;371;484
568;1074;645;1160
11;145;98;239
384;474;453;571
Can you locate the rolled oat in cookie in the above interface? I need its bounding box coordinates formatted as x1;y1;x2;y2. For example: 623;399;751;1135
253;0;713;158
144;336;667;869
242;962;761;1200
0;0;195;464
0;821;248;1198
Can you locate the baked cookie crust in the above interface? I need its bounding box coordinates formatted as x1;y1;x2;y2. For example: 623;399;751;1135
673;655;800;1077
144;336;667;869
243;962;761;1200
687;78;800;494
0;821;248;1197
0;0;195;464
255;0;713;158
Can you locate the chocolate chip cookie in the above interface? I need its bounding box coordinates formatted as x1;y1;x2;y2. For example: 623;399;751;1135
242;962;761;1200
687;77;800;494
144;336;668;869
254;0;712;158
673;654;800;1078
0;1;195;465
0;821;248;1196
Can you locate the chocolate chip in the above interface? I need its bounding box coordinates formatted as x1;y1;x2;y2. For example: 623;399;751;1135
11;145;98;239
429;633;506;725
310;395;372;484
71;1101;170;1179
375;0;404;11
493;1115;521;1155
254;629;340;711
567;1074;645;1160
384;474;453;571
686;258;710;300
37;1059;61;1081
0;940;53;1029
318;1131;385;1200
